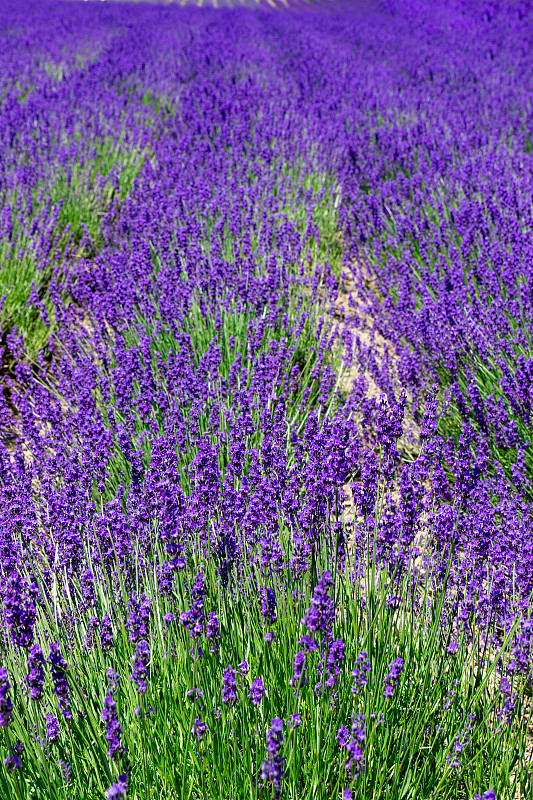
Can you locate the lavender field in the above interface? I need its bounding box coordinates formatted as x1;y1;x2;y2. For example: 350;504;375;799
0;0;532;797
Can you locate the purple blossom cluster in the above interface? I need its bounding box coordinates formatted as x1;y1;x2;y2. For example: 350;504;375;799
102;669;125;762
336;714;366;778
130;641;150;696
0;0;531;793
0;668;13;728
261;718;285;800
383;658;404;700
48;643;71;720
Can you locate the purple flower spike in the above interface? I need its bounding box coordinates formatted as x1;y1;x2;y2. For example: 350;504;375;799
383;657;404;699
130;640;150;695
338;715;366;778
100;615;114;652
26;644;45;702
222;666;238;706
261;718;285;800
126;593;152;644
180;572;205;640
248;677;266;707
259;587;277;624
192;717;209;743
301;571;335;642
289;651;307;688
0;667;13;728
288;713;302;730
2;573;37;649
4;741;23;771
206;611;220;651
49;643;71;719
351;651;371;695
102;684;125;761
325;638;346;690
45;713;60;743
106;774;128;799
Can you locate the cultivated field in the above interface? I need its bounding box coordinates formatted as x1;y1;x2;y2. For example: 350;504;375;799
0;1;532;798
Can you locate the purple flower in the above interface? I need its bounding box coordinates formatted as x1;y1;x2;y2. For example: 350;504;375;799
84;616;100;650
100;615;114;652
2;573;37;649
180;572;205;640
264;632;276;644
4;741;23;771
299;634;318;653
351;651;371;695
81;570;96;606
301;571;335;642
27;644;45;702
102;686;124;761
288;713;302;730
383;657;404;699
343;791;353;800
336;725;350;748
222;666;238;706
157;562;175;597
206;612;220;651
130;640;150;695
107;668;121;692
60;760;72;784
192;717;209;743
338;715;365;777
0;668;13;728
134;705;154;720
45;712;60;743
261;718;284;799
499;676;511;696
497;695;516;727
186;687;203;702
126;593;152;644
49;643;71;719
188;644;204;661
248;678;266;707
325;638;345;690
259;587;277;624
289;651;307;687
106;774;128;799
238;660;249;675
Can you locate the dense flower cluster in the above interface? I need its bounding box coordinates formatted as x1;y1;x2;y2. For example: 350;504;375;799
102;670;125;761
130;641;150;695
383;658;404;700
336;715;366;778
0;0;531;795
0;668;13;728
26;644;45;702
261;718;285;799
48;644;71;720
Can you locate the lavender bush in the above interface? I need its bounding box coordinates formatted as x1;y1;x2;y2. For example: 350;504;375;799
0;0;532;797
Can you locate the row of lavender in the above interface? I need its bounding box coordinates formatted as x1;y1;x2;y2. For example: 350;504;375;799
0;0;532;797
